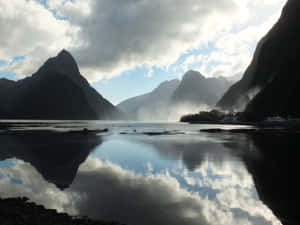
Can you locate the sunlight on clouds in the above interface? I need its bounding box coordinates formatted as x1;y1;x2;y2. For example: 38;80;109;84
0;0;287;82
180;0;286;79
0;0;79;77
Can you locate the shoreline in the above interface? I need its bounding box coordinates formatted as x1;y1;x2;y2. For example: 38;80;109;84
0;197;124;225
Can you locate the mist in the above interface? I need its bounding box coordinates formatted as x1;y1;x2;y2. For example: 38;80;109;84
232;86;262;113
135;102;212;122
118;70;233;122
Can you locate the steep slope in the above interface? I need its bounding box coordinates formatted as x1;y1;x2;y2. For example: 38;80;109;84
118;79;180;120
217;0;300;118
0;50;122;120
171;70;232;106
0;78;15;115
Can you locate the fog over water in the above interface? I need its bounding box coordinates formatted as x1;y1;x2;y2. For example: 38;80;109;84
0;121;286;225
134;103;212;121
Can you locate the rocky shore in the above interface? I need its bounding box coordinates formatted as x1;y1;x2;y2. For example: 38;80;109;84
0;197;125;225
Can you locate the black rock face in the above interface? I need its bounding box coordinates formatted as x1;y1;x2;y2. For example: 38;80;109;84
172;70;232;106
0;50;122;120
217;0;300;118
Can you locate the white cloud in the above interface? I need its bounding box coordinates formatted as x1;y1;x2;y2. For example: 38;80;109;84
0;0;287;82
180;1;286;79
63;0;243;80
0;0;79;77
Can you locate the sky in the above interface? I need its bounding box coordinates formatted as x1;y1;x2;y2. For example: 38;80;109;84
0;0;287;104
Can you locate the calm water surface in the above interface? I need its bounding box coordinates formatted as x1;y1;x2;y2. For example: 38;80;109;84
0;120;296;225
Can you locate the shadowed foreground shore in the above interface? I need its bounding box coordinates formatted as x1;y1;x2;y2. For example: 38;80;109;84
0;197;125;225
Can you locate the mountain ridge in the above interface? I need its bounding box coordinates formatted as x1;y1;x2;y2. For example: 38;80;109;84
0;50;122;120
217;0;300;119
118;70;232;120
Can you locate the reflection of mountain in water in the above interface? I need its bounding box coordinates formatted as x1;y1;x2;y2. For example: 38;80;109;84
243;134;299;225
158;131;300;225
140;136;237;171
0;131;102;189
220;132;299;225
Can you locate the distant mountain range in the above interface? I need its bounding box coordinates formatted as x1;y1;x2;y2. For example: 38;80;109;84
171;70;232;106
118;79;181;120
217;0;300;119
0;50;122;120
118;70;232;120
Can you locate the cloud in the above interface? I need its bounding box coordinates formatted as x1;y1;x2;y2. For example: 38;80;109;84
51;0;243;81
0;0;287;82
0;0;78;78
180;1;286;79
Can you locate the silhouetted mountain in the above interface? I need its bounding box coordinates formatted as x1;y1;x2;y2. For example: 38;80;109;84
0;50;122;120
0;131;103;189
217;0;300;119
118;79;180;120
227;73;243;83
171;70;232;106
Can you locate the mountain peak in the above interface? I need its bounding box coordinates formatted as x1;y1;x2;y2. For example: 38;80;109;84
38;49;80;79
181;70;205;82
0;50;122;120
57;49;74;60
55;49;78;69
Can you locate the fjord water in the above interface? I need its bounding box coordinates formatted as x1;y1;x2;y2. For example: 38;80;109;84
0;121;295;225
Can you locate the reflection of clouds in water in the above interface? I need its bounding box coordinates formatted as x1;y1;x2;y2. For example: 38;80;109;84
71;157;281;225
0;160;76;214
184;161;281;225
193;161;253;189
0;157;281;225
70;157;209;225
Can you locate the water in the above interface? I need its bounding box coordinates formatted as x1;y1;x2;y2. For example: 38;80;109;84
0;121;297;225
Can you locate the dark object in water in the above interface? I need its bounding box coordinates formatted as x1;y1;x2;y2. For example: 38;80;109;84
69;128;109;134
142;131;185;136
120;130;185;136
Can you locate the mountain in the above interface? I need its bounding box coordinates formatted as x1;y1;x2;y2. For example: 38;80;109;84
217;0;300;118
0;50;122;120
227;73;243;83
171;70;232;106
118;70;232;121
118;79;180;120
